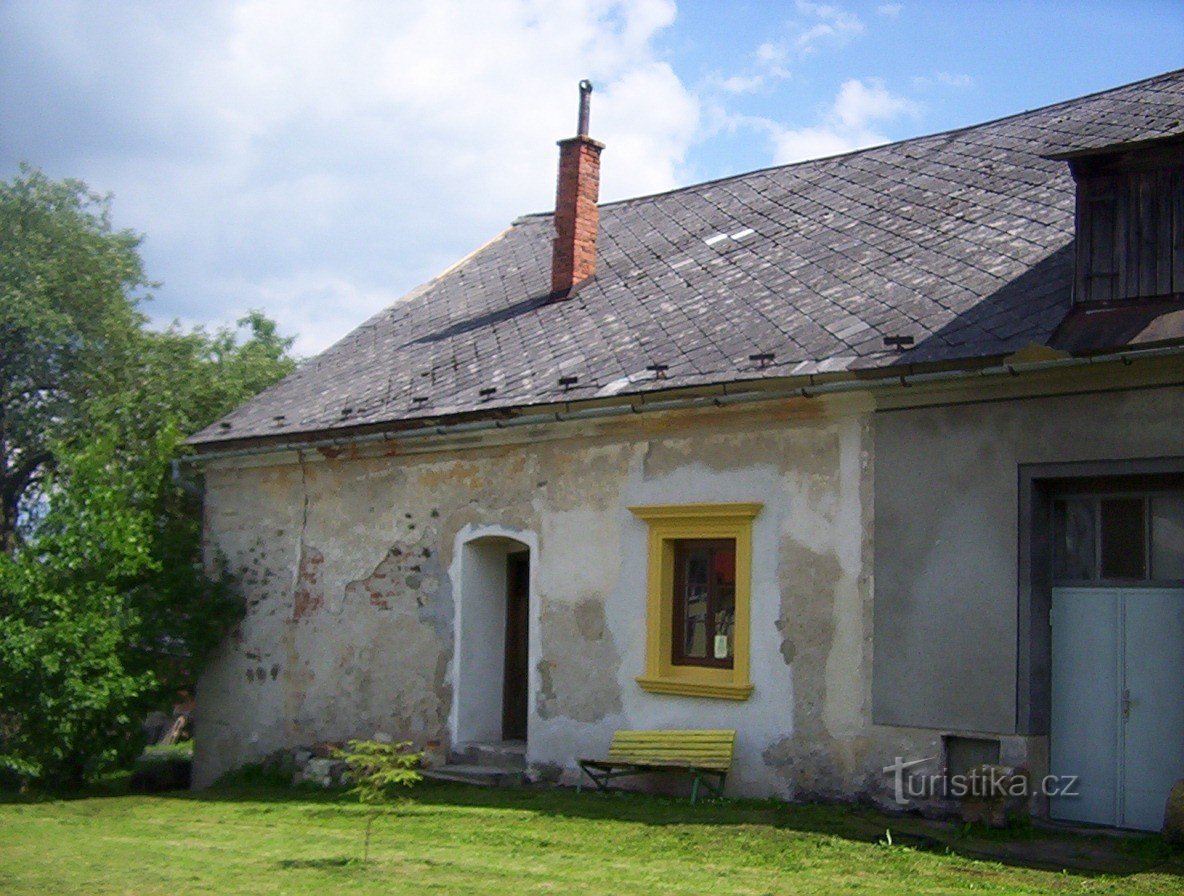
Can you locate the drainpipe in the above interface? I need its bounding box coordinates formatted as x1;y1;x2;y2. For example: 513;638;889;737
181;342;1184;467
171;457;203;496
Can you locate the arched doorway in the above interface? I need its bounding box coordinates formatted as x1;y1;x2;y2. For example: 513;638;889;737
451;531;534;747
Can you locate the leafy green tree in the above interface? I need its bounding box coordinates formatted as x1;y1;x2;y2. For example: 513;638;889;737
123;313;296;705
0;165;150;554
0;167;297;787
0;437;161;786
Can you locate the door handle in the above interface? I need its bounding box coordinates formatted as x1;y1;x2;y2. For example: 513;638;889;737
1121;688;1132;720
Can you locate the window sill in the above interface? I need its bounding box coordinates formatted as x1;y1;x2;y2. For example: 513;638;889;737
636;675;753;701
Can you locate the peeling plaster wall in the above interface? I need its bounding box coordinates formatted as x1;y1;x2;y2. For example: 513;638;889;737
194;395;916;799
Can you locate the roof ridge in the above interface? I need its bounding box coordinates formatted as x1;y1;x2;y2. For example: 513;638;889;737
514;66;1184;220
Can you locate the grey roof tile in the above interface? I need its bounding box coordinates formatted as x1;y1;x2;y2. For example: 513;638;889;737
193;69;1184;446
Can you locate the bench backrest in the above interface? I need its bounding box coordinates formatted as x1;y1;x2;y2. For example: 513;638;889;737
607;729;735;771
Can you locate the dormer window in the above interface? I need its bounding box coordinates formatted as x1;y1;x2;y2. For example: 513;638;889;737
1063;138;1183;304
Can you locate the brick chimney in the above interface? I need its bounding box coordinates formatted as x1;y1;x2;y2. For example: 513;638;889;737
551;80;604;298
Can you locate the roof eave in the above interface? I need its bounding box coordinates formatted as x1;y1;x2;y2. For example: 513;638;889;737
184;339;1184;461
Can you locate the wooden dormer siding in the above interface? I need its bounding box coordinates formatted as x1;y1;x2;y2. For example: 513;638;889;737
1069;139;1184;304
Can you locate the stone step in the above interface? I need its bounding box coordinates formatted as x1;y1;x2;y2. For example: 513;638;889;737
450;740;527;770
421;763;524;788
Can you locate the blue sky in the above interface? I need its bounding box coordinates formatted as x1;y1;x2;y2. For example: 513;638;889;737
2;1;1181;354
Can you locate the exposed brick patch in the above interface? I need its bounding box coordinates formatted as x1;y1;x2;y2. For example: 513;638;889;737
345;547;401;610
344;542;439;613
292;546;325;619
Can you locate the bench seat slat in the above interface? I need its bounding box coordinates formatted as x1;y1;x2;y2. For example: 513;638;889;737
609;745;732;753
608;730;734;763
611;730;734;739
587;759;732;772
608;754;731;765
578;729;736;802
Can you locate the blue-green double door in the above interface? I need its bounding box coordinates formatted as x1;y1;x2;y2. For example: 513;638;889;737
1050;587;1184;830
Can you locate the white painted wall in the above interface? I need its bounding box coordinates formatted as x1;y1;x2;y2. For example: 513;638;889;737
450;528;535;746
195;396;901;798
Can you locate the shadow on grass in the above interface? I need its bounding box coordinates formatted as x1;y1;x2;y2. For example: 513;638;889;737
176;779;1184;878
10;775;1182;881
276;857;357;870
0;771;138;804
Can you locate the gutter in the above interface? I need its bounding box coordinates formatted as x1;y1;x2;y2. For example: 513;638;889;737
180;342;1184;467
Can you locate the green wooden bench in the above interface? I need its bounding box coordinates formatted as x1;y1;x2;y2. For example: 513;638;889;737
577;729;736;803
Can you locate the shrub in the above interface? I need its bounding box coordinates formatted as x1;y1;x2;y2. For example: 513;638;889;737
334;739;423;861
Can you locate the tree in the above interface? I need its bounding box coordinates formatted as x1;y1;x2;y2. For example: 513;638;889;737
0;437;162;786
334;740;423;862
0;167;298;787
119;312;297;706
0;165;150;554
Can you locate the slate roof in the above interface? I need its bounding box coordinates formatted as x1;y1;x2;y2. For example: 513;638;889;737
192;69;1184;448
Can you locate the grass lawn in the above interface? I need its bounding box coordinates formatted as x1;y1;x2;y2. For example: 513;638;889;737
1;779;1181;895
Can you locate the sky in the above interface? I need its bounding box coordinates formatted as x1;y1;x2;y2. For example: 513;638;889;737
2;1;1182;356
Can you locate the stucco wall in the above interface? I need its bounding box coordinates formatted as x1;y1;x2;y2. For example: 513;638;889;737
873;384;1184;734
193;396;921;798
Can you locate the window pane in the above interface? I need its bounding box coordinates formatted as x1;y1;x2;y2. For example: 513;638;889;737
1053;499;1095;581
713;547;736;660
714;586;735;659
1151;495;1184;580
1100;498;1146;580
681;548;709;659
712;548;735;586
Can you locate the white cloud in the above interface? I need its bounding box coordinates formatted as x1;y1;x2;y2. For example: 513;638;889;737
832;78;922;129
712;73;768;95
756;41;788;66
766;78;922;164
706;2;863;99
0;0;697;354
595;64;701;197
770;125;867;164
912;71;975;90
793;1;865;54
877;3;903;18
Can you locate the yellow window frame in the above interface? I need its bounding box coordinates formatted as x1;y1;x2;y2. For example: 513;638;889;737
628;502;761;700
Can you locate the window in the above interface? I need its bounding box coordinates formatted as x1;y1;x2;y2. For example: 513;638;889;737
1070;143;1184;304
629;503;760;700
1052;492;1184;583
673;540;736;667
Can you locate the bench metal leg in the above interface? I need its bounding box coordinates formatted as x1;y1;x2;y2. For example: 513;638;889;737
690;771;726;803
578;762;727;804
577;762;615;793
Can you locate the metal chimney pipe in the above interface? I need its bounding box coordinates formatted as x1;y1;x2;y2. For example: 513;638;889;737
577;80;592;136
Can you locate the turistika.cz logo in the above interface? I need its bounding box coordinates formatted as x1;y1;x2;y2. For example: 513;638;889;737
882;756;1080;805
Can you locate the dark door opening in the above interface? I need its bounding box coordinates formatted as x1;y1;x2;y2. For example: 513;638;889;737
502;552;529;741
1019;462;1184;829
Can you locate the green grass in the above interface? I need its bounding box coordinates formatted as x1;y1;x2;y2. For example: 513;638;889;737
0;781;1180;895
139;739;194;762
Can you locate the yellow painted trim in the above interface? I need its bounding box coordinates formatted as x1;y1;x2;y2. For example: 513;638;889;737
635;676;755;700
628;502;762;521
629;502;761;701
